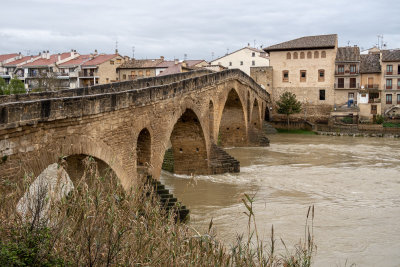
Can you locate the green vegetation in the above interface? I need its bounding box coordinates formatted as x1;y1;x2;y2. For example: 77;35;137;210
375;114;384;124
383;122;400;128
276;92;302;130
0;76;26;95
277;129;317;135
340;117;354;124
1;157;316;266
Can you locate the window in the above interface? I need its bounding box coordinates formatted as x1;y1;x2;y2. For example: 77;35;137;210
386;94;392;104
293;52;298;59
106;78;109;82
371;105;377;115
307;51;312;59
116;59;121;64
138;70;143;76
348;93;354;99
397;94;400;104
319;89;325;100
314;51;319;58
286;52;291;59
240;61;243;65
350;78;357;88
110;60;114;65
300;70;306;82
300;52;305;59
252;60;255;66
318;69;325;82
387;65;393;75
338;65;344;74
146;70;150;76
252;52;255;57
386;79;392;89
321;51;326;58
123;74;126;80
398;79;400;90
229;62;232;66
350;64;357;74
338;78;344;88
282;70;289;82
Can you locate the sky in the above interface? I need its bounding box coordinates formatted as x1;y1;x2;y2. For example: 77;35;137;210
1;0;399;61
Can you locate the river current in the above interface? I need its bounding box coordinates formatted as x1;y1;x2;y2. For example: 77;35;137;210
160;134;400;266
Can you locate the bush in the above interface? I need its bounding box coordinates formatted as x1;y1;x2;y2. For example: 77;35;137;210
375;114;384;124
341;117;353;124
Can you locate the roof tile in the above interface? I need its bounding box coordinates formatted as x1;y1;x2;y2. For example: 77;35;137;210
264;34;337;52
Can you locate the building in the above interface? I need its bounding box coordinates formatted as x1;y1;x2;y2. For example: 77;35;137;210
57;54;93;88
264;34;338;122
358;51;382;121
21;51;79;90
117;57;164;81
0;53;23;81
381;49;400;118
1;55;41;83
334;46;361;108
79;52;125;86
211;46;269;75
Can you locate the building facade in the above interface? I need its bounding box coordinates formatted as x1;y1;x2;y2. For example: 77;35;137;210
381;49;400;118
264;34;338;122
211;46;269;75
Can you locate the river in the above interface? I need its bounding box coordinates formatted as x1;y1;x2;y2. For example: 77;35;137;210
160;134;400;266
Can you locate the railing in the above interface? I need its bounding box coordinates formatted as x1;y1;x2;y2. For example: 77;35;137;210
78;71;97;77
384;85;399;90
334;83;360;89
368;98;381;104
335;70;359;75
384;70;398;76
364;84;380;89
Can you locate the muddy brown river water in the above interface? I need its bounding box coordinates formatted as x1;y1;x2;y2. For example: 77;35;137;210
160;134;400;266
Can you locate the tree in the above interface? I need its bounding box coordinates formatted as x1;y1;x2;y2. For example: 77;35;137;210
0;77;7;95
276;92;302;130
7;76;26;95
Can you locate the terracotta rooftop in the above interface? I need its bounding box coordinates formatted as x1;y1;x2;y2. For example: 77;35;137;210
184;60;207;67
336;47;360;61
58;55;92;67
360;54;381;73
381;49;400;62
264;34;337;52
157;63;194;77
82;54;119;67
156;60;175;68
0;53;19;62
118;58;163;69
3;56;37;66
23;52;72;67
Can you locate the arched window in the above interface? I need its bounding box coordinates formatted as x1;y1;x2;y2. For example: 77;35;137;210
300;52;305;59
307;51;312;59
314;51;319;58
286;52;291;59
321;51;326;58
293;52;298;59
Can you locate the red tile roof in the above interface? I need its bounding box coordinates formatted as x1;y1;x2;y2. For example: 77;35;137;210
22;52;75;67
157;64;182;76
0;53;19;62
58;55;92;67
184;60;207;67
82;54;119;66
156;60;176;68
3;56;38;66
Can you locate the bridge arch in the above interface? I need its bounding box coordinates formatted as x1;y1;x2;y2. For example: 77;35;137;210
217;88;247;147
165;108;209;175
136;128;152;176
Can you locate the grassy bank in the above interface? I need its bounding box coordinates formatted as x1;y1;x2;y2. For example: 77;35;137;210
277;128;317;135
1;157;316;266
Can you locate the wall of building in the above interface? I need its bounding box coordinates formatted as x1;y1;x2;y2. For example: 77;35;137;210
97;56;125;84
381;61;400;115
211;48;269;75
118;68;157;81
250;66;273;95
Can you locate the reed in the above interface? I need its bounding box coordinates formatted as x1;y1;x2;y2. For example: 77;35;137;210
1;156;316;266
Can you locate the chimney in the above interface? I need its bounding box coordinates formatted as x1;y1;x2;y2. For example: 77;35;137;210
174;58;179;65
57;53;61;62
160;56;164;60
94;49;98;56
115;48;118;54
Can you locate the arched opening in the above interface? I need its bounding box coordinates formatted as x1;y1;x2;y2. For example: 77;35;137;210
286;52;291;59
137;128;151;175
219;89;246;147
293;52;298;59
314;51;319;58
321;51;326;58
167;109;208;175
250;99;261;130
264;106;270;121
300;52;305;59
209;100;214;141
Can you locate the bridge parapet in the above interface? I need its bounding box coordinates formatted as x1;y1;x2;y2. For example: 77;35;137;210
0;69;270;130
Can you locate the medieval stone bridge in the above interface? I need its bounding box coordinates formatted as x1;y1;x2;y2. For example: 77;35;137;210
0;69;271;191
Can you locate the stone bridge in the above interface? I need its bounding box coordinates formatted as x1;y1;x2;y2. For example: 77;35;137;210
0;69;271;191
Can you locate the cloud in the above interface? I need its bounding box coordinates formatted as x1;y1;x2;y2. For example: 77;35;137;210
1;0;399;60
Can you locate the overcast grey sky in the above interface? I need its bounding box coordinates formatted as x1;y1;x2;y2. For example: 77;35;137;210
1;0;399;61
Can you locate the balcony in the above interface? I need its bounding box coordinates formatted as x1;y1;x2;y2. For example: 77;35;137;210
384;70;399;76
335;83;360;89
384;84;399;90
368;98;381;104
79;71;98;78
335;70;359;75
364;84;380;89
